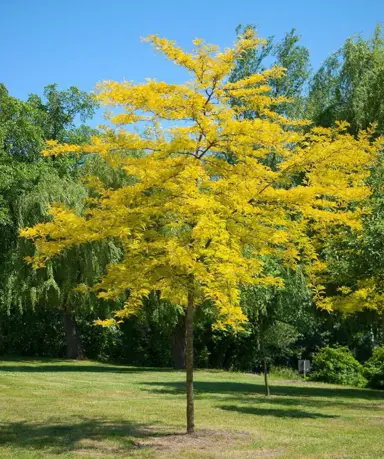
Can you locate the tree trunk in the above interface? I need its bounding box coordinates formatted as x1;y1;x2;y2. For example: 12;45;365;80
61;312;83;359
263;355;271;397
186;291;194;434
172;311;186;369
260;319;270;397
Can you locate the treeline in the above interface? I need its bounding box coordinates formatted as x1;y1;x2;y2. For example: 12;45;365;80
1;25;384;373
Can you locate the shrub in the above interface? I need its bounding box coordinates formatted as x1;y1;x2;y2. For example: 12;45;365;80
311;346;367;387
270;366;301;380
363;347;384;390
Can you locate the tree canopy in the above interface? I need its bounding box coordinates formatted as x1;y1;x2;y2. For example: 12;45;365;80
20;30;381;432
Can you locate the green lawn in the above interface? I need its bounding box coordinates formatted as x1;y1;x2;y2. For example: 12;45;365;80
0;359;383;458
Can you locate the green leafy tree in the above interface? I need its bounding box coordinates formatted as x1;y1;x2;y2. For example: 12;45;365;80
230;25;311;118
230;27;312;387
27;83;98;142
306;24;384;136
301;25;384;365
241;266;311;395
0;84;109;358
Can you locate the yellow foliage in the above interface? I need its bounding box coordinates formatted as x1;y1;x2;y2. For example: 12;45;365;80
21;31;382;327
325;279;384;314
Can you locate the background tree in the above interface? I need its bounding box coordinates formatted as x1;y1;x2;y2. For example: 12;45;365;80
306;24;384;136
27;83;97;143
229;25;313;380
0;83;115;358
304;25;384;349
241;265;312;395
230;25;311;118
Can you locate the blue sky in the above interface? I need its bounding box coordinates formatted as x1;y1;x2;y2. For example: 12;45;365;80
1;0;383;116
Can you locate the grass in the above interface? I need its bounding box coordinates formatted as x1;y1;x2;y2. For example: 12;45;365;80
0;359;383;458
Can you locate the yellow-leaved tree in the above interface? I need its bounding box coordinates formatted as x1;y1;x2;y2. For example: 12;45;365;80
21;31;380;433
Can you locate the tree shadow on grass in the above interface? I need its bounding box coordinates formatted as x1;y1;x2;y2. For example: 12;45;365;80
0;417;180;455
143;381;383;416
228;393;384;411
142;381;384;401
0;360;171;374
219;405;338;419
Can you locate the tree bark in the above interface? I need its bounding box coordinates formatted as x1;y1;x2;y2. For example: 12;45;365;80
263;355;271;397
172;311;186;369
61;312;83;359
186;291;194;434
260;319;270;397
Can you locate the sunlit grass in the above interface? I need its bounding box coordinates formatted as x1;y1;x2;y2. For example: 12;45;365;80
0;358;383;458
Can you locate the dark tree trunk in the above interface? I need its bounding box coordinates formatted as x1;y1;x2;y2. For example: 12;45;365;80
261;333;270;396
172;311;186;369
186;291;194;434
61;312;83;359
260;319;270;397
263;355;270;397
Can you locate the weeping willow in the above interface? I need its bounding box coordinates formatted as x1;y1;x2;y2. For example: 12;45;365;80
0;157;126;357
